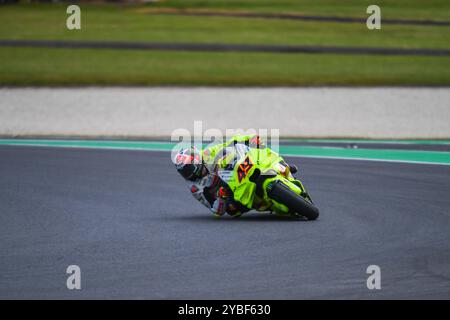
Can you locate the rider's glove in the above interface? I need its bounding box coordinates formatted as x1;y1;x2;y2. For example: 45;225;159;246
217;186;229;199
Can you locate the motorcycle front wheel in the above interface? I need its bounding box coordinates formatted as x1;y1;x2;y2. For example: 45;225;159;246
267;181;319;221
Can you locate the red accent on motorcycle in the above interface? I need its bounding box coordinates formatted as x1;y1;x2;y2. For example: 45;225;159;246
250;136;261;146
191;185;198;193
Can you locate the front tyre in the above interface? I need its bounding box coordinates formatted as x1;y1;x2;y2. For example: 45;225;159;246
267;181;319;220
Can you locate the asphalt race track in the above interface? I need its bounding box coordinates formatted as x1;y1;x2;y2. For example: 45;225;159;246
1;145;450;299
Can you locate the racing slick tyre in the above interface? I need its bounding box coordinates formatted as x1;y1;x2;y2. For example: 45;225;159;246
267;181;319;221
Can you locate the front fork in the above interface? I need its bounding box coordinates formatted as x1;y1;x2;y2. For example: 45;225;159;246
262;175;310;214
290;178;314;204
250;163;313;214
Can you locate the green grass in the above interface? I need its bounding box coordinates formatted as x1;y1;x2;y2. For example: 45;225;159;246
0;2;449;86
1;47;449;86
1;3;449;49
152;0;450;20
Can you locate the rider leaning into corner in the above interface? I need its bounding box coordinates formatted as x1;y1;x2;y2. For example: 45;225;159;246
174;134;299;218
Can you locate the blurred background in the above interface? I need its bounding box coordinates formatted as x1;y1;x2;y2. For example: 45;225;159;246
0;0;449;86
1;0;449;139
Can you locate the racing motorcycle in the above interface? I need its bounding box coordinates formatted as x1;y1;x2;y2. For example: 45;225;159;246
212;142;319;220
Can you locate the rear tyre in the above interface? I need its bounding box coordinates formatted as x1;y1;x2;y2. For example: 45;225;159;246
267;181;319;220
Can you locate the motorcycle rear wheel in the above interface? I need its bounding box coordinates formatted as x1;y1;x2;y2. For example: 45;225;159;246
267;181;319;221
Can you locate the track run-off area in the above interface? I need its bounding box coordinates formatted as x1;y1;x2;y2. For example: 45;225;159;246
1;139;450;165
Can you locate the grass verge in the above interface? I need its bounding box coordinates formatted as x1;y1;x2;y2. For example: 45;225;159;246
1;47;449;86
0;2;449;86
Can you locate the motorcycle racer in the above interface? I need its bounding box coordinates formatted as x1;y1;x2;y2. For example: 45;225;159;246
174;134;298;218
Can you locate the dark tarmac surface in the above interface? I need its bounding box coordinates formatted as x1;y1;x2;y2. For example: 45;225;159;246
1;145;450;299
